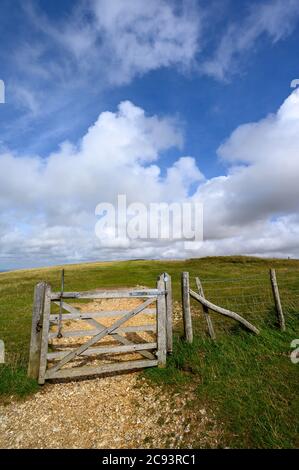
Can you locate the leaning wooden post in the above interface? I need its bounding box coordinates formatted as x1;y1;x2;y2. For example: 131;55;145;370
189;289;260;335
270;269;286;331
163;272;173;353
28;282;47;379
181;272;193;343
157;274;167;367
195;277;216;340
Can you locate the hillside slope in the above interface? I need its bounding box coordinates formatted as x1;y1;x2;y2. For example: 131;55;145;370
0;256;298;448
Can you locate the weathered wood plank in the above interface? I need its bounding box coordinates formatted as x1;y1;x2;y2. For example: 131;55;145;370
37;284;52;385
50;307;156;322
195;277;216;340
157;274;167;367
86;316;155;360
54;300;79;315
111;332;155;360
50;297;155;373
27;282;46;379
45;359;158;380
189;289;260;335
181;272;193;343
164;272;173;353
270;269;286;331
52;296;157;361
51;300;156;359
47;342;157;360
49;324;156;339
50;289;164;300
84;316;156;360
85;317;105;330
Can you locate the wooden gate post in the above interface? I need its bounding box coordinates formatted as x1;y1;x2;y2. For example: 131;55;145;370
163;272;173;354
28;282;47;379
157;274;167;367
181;272;193;343
270;269;286;331
38;284;52;384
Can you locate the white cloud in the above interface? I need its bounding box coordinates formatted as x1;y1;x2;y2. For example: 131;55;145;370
90;0;200;84
201;0;299;80
195;89;299;252
0;101;187;215
0;101;203;268
1;90;299;268
3;0;201;152
10;84;40;115
24;0;201;87
5;0;299;159
5;0;299;134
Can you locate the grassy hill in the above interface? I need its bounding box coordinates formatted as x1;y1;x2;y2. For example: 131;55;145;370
0;256;298;448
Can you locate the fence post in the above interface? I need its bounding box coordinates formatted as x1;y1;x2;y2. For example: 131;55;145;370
28;282;47;379
38;284;52;384
157;274;167;367
195;277;216;340
270;269;286;331
181;272;193;343
163;272;173;354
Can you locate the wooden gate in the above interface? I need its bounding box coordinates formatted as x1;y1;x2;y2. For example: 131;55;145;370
28;273;172;384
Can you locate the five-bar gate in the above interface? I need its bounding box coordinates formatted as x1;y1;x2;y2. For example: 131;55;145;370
28;273;172;384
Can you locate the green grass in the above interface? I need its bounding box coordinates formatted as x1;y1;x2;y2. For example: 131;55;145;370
0;351;39;400
145;321;299;448
0;365;39;400
0;255;298;446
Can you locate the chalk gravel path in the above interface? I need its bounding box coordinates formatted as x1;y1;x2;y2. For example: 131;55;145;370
0;297;221;448
0;373;221;449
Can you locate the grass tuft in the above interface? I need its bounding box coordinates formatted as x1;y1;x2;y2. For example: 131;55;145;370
0;353;38;400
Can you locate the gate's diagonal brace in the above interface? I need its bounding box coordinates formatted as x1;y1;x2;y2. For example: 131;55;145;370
54;301;155;360
48;297;155;373
85;318;155;360
53;300;80;315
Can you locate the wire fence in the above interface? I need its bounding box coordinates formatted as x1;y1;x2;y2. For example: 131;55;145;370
189;269;299;334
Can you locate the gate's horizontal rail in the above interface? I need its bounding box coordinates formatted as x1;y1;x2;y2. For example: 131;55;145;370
50;308;156;322
47;342;157;360
49;324;156;339
50;289;165;300
45;359;158;380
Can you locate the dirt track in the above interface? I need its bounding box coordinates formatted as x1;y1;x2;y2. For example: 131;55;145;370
0;373;221;448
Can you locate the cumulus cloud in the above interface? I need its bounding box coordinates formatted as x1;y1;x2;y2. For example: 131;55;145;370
195;89;299;253
1;90;299;268
0;101;189;213
0;101;204;268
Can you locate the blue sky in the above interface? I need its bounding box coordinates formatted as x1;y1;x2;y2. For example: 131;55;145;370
1;0;299;269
